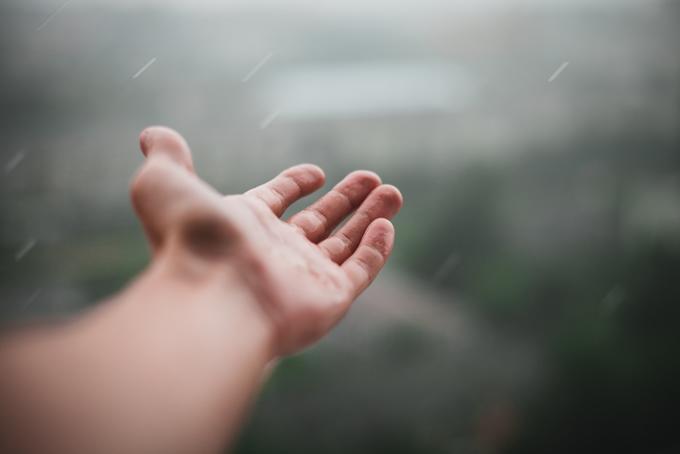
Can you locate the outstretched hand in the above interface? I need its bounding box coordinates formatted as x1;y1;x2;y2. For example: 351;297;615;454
131;127;403;355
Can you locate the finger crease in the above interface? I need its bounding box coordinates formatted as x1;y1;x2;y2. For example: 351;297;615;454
331;189;355;210
308;209;328;232
364;244;386;261
336;231;352;247
268;186;287;213
352;253;375;276
280;175;303;198
352;209;372;227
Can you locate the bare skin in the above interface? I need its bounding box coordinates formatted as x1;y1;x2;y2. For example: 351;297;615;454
0;127;403;453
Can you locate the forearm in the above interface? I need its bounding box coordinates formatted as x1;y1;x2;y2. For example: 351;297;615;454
0;251;275;453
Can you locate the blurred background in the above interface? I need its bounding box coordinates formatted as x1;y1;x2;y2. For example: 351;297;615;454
1;0;679;452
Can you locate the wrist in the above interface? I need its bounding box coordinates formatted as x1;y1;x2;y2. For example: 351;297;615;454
138;248;279;362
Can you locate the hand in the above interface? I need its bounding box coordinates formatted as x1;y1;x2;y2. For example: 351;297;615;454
130;127;403;355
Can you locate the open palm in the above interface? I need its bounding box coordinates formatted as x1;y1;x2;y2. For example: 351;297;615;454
130;127;403;354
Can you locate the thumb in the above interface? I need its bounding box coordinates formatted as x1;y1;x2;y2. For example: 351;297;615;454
139;126;195;173
130;127;217;251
